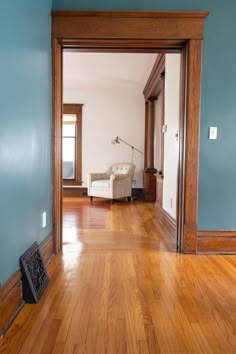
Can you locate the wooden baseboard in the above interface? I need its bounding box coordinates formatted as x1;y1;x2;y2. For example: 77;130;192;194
40;233;54;266
154;203;177;240
63;187;144;200
0;233;54;336
197;230;236;253
63;186;88;198
0;270;24;336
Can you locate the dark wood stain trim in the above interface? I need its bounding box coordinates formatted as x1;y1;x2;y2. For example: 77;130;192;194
52;37;63;254
52;11;208;40
39;233;55;266
154;203;177;240
182;39;203;253
63;186;88;198
51;10;209;19
63;40;185;52
177;46;187;251
63;104;83;185
197;230;236;253
0;234;54;336
52;11;209;254
0;270;23;336
143;54;165;100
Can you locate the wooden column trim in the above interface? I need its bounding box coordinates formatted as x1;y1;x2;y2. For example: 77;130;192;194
63;104;83;186
182;39;203;253
144;101;148;169
145;99;156;170
52;38;63;254
159;75;165;174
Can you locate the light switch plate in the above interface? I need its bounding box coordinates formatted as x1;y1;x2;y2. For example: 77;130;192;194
209;127;218;140
42;212;46;228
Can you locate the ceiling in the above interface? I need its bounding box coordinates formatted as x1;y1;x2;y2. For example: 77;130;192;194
63;52;158;91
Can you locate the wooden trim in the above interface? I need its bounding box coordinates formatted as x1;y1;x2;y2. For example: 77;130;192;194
159;75;165;175
155;174;163;207
145;99;156;169
51;11;209;19
39;233;55;266
52;11;208;41
197;230;236;253
182;40;203;253
63;186;88;198
176;47;187;251
52;11;209;254
0;270;24;336
154;203;177;240
143;55;165;206
63;104;82;114
143;54;165;100
144;170;157;202
63;40;185;52
63;104;83;185
52;38;63;254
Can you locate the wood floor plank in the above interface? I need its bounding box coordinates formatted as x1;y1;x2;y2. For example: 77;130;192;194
0;199;236;353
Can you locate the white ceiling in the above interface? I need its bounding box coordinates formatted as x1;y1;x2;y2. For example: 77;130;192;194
63;52;158;91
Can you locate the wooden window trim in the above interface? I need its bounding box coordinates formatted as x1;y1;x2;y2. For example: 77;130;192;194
63;104;82;186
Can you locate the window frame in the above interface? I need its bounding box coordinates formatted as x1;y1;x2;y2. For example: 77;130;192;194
63;104;83;185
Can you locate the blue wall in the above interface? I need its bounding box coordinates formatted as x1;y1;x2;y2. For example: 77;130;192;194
53;0;236;230
0;0;235;284
0;0;52;285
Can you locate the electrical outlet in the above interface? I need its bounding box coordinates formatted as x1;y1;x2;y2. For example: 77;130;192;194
209;126;218;140
42;212;46;228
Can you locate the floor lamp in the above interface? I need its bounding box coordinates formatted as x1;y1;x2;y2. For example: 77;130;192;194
111;136;143;163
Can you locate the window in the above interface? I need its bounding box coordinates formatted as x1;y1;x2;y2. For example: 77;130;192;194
62;104;82;185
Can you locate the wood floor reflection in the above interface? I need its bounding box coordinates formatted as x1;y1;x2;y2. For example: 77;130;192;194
1;198;236;353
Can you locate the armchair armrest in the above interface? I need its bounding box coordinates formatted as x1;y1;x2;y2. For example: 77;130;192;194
88;172;110;184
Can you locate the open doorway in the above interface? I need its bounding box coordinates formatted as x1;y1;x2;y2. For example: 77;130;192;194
62;51;181;248
52;11;208;254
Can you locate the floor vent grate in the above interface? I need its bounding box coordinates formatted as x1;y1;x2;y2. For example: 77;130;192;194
20;242;49;303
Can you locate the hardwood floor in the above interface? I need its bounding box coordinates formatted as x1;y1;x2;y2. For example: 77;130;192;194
0;198;236;353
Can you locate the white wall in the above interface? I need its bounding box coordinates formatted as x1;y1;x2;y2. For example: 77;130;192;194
64;86;145;187
162;54;181;219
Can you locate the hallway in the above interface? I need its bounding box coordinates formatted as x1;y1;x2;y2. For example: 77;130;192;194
0;200;236;353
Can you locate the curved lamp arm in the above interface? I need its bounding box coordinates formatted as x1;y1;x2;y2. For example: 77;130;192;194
111;136;143;164
111;136;143;154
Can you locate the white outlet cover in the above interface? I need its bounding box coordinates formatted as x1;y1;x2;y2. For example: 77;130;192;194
42;212;46;228
209;126;218;140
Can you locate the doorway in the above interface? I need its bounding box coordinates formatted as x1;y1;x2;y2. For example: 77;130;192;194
61;51;181;247
52;10;208;254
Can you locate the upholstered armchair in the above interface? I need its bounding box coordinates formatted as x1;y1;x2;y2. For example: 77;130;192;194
88;162;135;203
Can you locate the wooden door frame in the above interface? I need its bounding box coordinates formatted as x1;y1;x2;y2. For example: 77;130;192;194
51;10;209;254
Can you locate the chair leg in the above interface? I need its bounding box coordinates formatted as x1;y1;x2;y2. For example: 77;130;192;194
90;196;93;202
